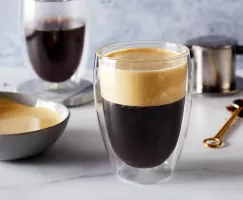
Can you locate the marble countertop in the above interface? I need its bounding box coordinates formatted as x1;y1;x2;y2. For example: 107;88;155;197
1;67;243;199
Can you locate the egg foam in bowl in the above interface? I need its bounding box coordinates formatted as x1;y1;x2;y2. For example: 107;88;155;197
0;97;62;134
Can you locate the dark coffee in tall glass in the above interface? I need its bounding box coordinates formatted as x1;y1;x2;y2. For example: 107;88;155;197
19;0;90;107
25;19;85;82
99;48;187;168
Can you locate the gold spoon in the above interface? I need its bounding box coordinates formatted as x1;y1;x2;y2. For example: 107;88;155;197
203;99;243;148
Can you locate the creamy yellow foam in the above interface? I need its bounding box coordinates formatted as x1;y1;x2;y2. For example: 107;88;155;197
99;48;187;107
0;98;61;134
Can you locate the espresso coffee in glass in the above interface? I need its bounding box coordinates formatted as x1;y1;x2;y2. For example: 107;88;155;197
18;0;92;106
94;41;192;184
25;18;85;83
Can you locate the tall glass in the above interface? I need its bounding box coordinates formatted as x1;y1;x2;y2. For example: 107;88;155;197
94;41;192;184
18;0;89;103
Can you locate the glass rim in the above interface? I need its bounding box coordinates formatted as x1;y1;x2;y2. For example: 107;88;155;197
96;40;190;63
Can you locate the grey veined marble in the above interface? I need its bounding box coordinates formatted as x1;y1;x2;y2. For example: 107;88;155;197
1;0;243;69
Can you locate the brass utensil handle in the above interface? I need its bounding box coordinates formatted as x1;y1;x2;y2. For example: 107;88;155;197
215;106;242;139
203;106;242;148
203;138;222;148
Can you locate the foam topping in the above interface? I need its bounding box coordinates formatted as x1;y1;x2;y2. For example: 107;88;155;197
99;48;187;107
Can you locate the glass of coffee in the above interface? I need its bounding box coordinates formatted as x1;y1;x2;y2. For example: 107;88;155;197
94;41;192;184
18;0;89;104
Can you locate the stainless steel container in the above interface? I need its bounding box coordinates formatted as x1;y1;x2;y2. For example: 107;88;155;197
186;35;243;94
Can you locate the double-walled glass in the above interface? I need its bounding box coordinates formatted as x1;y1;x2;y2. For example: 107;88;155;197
94;41;192;184
18;0;87;102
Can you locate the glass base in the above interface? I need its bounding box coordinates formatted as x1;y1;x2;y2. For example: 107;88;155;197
17;79;93;107
117;162;172;184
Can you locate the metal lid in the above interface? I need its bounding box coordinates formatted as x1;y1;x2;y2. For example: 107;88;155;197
186;35;238;49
